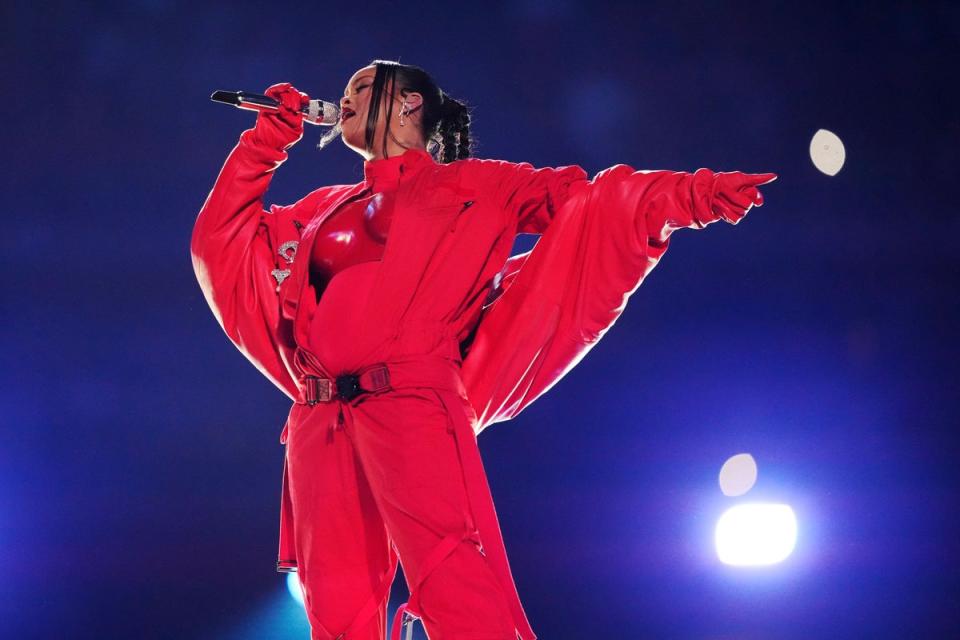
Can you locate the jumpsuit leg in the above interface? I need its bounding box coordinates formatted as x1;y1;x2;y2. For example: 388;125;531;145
286;402;398;640
344;389;518;640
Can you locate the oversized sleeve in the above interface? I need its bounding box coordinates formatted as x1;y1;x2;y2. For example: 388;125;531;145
461;164;734;432
189;128;323;401
468;158;591;234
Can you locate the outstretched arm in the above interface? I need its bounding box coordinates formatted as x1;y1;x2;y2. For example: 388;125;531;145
190;83;317;401
641;167;774;245
462;162;777;431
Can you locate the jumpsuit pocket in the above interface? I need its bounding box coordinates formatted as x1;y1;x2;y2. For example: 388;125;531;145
374;388;460;492
415;199;475;218
432;388;480;435
425;388;458;434
383;388;454;432
449;200;476;234
415;202;461;216
279;402;305;445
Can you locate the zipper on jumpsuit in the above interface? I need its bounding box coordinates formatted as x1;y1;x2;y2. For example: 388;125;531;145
449;200;474;235
328;402;345;442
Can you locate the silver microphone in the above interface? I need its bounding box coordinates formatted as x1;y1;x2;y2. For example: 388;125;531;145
210;90;340;126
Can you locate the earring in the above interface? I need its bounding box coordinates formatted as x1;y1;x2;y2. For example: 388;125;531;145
399;102;409;126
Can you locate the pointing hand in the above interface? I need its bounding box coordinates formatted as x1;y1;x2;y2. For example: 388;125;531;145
710;172;778;224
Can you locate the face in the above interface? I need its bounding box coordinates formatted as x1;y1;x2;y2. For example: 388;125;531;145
338;65;423;159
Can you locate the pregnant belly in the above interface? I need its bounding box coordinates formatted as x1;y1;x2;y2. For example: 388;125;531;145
306;260;383;372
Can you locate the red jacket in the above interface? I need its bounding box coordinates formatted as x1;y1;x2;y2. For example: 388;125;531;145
191;129;727;428
192;128;739;577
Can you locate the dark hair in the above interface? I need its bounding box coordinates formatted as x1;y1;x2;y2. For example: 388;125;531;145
320;59;473;163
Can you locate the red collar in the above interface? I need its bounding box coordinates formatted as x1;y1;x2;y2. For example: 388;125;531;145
362;147;435;191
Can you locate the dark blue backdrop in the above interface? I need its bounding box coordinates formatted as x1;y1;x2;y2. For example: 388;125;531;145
3;1;958;638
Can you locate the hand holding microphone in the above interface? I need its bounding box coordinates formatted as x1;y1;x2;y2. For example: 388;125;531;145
211;83;340;151
257;83;308;151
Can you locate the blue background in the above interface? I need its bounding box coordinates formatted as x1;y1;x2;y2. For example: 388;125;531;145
3;1;958;638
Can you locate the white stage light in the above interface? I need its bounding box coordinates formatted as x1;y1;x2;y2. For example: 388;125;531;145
715;503;797;566
286;572;305;605
809;128;846;175
718;453;758;497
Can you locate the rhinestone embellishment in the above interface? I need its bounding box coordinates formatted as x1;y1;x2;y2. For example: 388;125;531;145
278;240;299;264
271;268;291;291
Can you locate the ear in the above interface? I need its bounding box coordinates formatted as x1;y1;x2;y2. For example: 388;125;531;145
400;90;423;111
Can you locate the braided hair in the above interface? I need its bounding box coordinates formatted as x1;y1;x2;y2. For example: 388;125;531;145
435;93;472;163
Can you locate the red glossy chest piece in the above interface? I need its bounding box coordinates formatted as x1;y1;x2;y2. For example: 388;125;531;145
308;190;395;290
363;191;393;242
306;147;433;295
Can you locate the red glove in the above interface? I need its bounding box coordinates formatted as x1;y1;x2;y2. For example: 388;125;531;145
251;82;310;151
709;171;778;224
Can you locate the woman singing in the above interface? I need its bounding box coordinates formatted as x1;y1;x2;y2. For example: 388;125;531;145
190;59;776;640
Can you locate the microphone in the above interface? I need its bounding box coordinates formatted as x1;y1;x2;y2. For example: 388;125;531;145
210;90;340;126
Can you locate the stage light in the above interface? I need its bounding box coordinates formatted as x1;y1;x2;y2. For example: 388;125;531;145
809;128;846;175
286;572;305;605
715;503;797;566
718;453;757;497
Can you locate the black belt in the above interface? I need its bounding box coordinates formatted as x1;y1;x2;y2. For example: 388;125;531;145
303;364;391;405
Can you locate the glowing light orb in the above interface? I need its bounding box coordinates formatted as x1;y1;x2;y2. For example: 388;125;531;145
286;572;305;605
718;453;758;497
715;503;797;566
809;128;846;176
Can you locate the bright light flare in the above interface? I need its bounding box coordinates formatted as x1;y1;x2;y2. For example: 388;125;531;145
286;572;305;604
715;503;797;566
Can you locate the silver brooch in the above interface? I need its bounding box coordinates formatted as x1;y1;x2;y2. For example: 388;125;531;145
271;268;291;291
278;240;299;265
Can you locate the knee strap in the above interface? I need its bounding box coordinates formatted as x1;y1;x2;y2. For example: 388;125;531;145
324;544;399;640
390;529;483;640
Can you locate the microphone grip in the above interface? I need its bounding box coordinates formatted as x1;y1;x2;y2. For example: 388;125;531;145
235;91;281;110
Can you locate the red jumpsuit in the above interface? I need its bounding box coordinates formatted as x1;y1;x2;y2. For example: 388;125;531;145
191;126;768;640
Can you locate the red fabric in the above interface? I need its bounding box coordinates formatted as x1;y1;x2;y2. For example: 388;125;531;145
191;129;772;639
284;355;525;639
306;154;405;298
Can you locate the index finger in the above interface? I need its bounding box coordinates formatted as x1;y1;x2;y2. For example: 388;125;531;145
747;172;778;185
